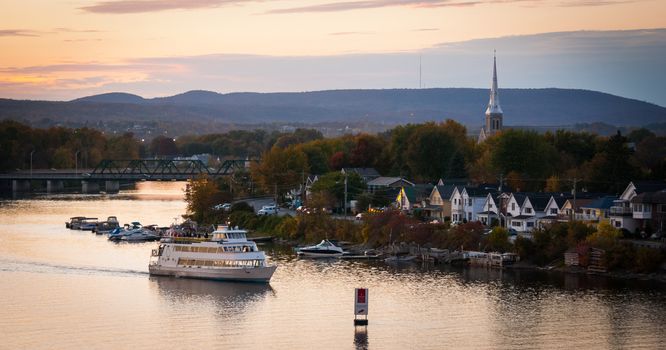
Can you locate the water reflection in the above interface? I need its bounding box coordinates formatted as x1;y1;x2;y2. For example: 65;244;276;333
152;276;274;301
353;326;369;350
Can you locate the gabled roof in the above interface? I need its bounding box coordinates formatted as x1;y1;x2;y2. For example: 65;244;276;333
529;196;552;211
434;184;457;200
368;177;414;187
552;195;572;208
631;191;666;204
403;184;434;203
563;198;594;210
582;196;618;209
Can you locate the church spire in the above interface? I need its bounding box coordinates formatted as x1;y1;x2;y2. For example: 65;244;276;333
485;51;503;115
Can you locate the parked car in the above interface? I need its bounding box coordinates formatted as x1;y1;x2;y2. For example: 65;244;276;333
355;213;364;220
213;203;232;211
258;205;278;216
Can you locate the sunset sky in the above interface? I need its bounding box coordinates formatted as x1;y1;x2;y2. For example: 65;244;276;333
1;0;665;104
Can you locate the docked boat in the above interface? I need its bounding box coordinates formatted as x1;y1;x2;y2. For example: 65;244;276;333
78;218;99;231
108;222;158;242
93;216;120;234
66;216;86;229
296;239;344;258
149;225;277;283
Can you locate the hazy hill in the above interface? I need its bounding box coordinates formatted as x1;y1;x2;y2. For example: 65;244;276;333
74;92;145;104
1;88;664;127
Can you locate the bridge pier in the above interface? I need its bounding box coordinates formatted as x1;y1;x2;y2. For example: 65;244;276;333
105;181;120;193
81;180;100;194
47;180;64;193
12;180;31;192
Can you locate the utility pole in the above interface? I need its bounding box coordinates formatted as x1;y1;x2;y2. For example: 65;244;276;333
75;150;80;176
30;150;35;178
572;177;577;222
344;173;348;218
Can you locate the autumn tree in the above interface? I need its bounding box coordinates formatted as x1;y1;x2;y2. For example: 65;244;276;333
184;176;230;224
310;171;365;210
489;129;558;191
251;145;308;198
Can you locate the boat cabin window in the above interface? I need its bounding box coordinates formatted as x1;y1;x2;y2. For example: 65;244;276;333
177;258;264;268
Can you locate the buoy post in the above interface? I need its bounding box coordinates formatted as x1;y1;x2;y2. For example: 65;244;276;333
354;288;369;326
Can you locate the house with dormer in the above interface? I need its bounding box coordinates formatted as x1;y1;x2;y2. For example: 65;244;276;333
424;184;458;221
538;194;572;227
505;193;554;232
450;185;499;223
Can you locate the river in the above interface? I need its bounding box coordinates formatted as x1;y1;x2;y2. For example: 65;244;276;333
1;182;665;349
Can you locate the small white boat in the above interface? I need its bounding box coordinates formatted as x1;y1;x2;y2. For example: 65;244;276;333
296;240;344;258
149;225;277;283
120;230;160;242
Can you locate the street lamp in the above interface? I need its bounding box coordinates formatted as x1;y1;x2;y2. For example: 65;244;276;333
75;150;80;176
30;150;35;177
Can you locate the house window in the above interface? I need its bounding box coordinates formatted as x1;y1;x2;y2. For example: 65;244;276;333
512;221;521;227
550;208;557;215
467;213;472;221
526;222;534;228
614;220;621;228
525;208;532;214
511;203;515;211
468;199;472;207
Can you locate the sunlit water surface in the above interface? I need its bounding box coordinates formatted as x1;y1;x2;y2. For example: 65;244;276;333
1;182;665;349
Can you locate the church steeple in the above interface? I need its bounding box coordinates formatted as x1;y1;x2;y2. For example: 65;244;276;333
485;51;503;115
479;52;504;143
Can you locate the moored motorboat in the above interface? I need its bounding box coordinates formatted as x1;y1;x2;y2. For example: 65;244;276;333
296;239;344;258
78;218;99;231
66;216;86;229
93;216;120;234
149;225;277;283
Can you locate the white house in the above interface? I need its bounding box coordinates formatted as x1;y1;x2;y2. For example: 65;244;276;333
538;195;571;227
505;193;539;232
477;193;499;226
450;186;498;223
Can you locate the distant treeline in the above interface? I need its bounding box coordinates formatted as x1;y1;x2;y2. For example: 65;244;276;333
2;120;664;194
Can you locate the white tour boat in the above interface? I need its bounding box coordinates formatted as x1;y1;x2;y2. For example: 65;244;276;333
149;226;277;283
296;239;344;258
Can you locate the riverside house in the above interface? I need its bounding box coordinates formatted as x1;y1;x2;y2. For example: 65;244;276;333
610;181;666;232
450;185;499;224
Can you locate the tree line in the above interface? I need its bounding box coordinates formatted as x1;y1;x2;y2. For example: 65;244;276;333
3;119;664;195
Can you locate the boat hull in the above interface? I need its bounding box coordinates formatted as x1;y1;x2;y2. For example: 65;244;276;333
149;264;277;283
297;251;343;258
